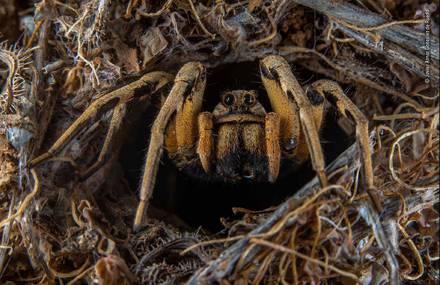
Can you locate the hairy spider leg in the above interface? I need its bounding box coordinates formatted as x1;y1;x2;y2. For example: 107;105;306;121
28;71;172;169
134;62;206;231
260;55;327;186
265;112;281;182
197;112;214;173
309;80;379;209
79;103;126;180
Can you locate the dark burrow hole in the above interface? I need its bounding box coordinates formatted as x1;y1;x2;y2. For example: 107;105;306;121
119;61;352;233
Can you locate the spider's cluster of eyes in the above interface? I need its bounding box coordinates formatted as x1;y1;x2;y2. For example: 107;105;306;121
222;92;257;107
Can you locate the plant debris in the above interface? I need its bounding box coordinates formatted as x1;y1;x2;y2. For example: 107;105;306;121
0;0;438;284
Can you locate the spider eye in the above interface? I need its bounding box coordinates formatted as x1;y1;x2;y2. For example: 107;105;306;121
223;94;235;106
243;94;255;106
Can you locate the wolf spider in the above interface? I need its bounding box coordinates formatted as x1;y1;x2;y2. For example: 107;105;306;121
29;55;375;231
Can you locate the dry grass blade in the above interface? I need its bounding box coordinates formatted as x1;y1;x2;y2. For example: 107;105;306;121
250;238;360;282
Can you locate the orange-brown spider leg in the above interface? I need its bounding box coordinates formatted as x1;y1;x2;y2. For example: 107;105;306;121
296;84;325;166
265;112;281;183
197;112;214;173
28;71;172;169
260;55;328;187
309;80;378;206
175;66;206;150
79;103;127;180
259;58;301;159
134;62;206;231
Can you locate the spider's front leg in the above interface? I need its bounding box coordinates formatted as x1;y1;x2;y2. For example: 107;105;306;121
134;62;206;231
28;72;172;171
260;55;327;186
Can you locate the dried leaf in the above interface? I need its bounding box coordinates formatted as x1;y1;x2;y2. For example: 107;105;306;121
139;27;168;69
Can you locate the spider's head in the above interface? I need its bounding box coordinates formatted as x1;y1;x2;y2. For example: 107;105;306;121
212;90;266;117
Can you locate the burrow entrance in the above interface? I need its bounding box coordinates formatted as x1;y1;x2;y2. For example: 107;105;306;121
119;60;352;232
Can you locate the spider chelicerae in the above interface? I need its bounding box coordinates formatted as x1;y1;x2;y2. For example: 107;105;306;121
29;55;375;231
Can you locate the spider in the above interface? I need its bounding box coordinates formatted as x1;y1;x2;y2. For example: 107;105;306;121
29;55;375;231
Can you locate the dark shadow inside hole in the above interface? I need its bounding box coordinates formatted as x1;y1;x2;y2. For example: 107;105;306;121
119;61;352;233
